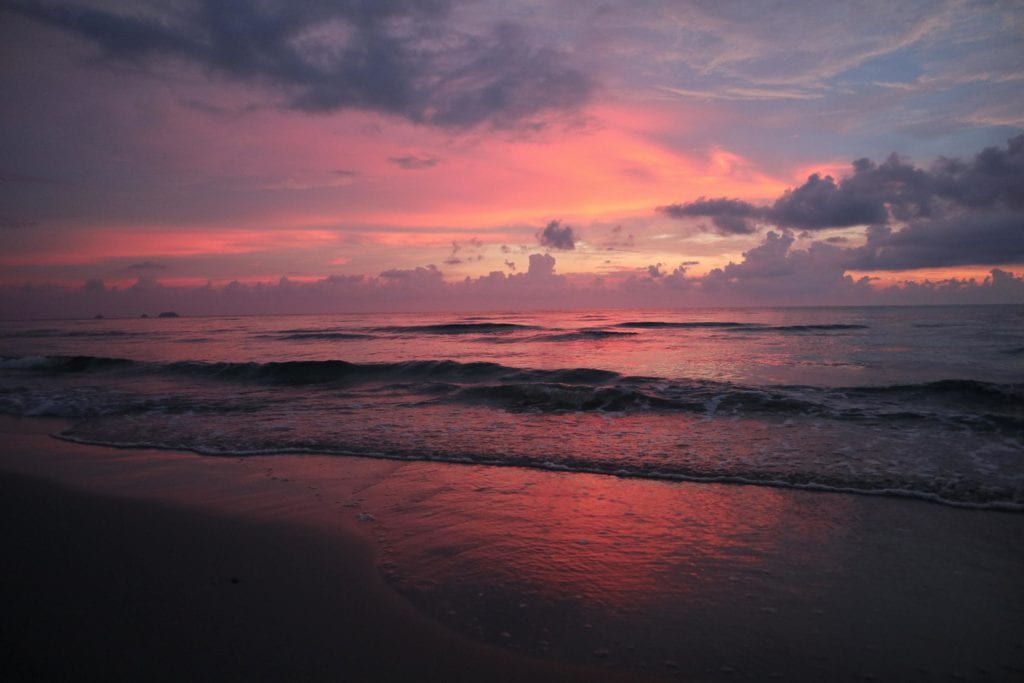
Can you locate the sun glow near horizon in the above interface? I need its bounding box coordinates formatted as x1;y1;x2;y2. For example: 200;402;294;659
0;1;1021;314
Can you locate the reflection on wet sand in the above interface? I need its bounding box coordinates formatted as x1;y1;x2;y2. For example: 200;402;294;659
364;462;852;672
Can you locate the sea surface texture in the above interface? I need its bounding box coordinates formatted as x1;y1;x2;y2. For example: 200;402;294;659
1;306;1021;509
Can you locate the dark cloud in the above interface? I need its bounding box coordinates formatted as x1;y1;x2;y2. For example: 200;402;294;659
929;135;1024;210
660;136;1024;270
770;172;888;229
388;155;439;170
663;135;1023;232
658;197;763;234
10;0;592;129
848;211;1024;270
423;22;591;128
536;219;576;250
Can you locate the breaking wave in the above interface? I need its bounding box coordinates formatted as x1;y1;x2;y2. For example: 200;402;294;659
2;355;1020;427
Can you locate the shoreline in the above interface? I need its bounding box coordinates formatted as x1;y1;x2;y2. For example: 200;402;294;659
49;427;1023;514
0;417;626;682
2;416;1023;681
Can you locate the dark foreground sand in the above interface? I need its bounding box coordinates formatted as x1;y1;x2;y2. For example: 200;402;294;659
0;418;625;682
2;416;1022;681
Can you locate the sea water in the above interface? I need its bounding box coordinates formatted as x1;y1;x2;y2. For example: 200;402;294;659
1;305;1021;509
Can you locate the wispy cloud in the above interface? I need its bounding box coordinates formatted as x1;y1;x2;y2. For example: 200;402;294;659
658;86;821;102
388;155;440;170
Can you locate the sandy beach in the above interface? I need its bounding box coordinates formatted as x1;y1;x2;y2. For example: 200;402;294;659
2;415;1023;681
0;417;628;682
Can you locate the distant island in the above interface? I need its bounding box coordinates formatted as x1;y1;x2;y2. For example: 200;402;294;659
157;311;180;318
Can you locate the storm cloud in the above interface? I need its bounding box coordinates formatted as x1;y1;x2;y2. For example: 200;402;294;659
8;0;592;129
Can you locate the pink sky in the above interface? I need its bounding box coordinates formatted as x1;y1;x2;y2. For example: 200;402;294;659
1;1;1022;316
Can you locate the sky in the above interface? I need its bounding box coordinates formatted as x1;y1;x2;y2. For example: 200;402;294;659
1;0;1022;317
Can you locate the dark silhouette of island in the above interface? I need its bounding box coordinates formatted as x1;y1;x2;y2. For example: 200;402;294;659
157;311;180;318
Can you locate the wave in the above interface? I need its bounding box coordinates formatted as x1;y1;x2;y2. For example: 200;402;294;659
0;355;138;373
1;329;149;339
613;321;868;333
372;323;540;334
275;332;376;341
612;321;868;333
4;355;1019;432
53;426;1023;511
532;329;639;342
848;378;1022;404
614;321;749;329
758;324;868;332
4;353;1019;510
1;355;523;387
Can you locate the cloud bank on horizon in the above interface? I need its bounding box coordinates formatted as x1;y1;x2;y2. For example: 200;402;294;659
0;0;1022;317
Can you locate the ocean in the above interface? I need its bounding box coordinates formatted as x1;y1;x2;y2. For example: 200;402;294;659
1;305;1022;510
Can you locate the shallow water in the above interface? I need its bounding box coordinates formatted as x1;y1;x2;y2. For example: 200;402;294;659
1;305;1022;508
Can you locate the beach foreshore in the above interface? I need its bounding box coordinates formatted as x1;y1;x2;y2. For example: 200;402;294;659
1;415;1022;681
0;417;627;682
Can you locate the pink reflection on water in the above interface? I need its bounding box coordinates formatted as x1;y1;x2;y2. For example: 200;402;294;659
367;461;847;611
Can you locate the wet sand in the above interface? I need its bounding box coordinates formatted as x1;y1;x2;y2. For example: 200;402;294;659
0;418;625;682
2;416;1023;681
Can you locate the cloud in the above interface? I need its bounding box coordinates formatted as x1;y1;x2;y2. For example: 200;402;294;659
2;254;1021;320
121;260;168;272
849;212;1024;270
10;0;592;129
379;264;444;287
388;155;439;170
601;225;636;250
526;253;557;278
536;220;576;250
658;197;763;234
443;238;483;265
661;135;1024;269
770;172;889;229
684;222;1024;305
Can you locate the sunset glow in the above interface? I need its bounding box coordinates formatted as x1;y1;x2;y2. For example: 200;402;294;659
1;1;1021;316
